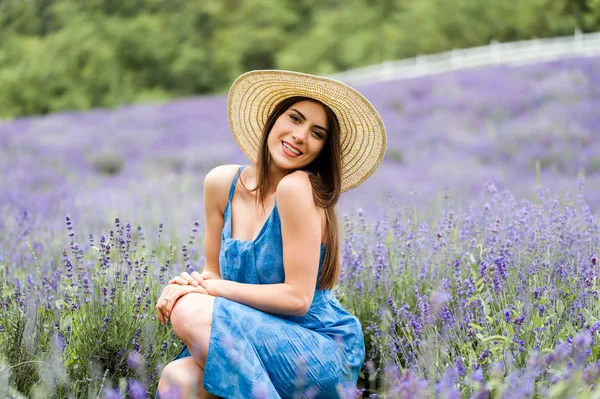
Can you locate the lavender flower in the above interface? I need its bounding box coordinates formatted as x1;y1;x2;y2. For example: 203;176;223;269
128;379;146;399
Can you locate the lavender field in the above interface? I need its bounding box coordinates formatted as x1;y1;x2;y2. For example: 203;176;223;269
1;56;599;398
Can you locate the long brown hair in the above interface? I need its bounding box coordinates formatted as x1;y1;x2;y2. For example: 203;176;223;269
239;96;342;290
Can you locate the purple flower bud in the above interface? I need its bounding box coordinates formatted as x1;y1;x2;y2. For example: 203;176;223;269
539;305;545;316
456;357;467;377
478;348;490;363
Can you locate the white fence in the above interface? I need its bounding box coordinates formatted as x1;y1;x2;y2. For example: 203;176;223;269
328;30;600;85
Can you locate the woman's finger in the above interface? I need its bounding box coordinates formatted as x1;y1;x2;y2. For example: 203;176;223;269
156;286;175;325
156;297;167;326
168;276;189;285
191;271;205;285
155;303;162;325
180;272;198;287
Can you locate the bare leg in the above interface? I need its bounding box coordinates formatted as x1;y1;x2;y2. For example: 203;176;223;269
157;356;221;399
167;293;220;399
157;356;201;398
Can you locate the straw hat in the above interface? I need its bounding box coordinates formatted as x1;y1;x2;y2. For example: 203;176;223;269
227;70;386;192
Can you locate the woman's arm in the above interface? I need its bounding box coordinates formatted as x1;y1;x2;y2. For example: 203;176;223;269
201;165;240;277
202;171;322;317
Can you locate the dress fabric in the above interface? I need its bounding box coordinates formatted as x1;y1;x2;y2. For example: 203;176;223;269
165;166;365;399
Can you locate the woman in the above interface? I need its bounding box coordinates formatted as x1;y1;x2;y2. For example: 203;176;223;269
155;70;386;399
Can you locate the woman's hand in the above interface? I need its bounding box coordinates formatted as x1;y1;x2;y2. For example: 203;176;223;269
155;283;207;326
168;270;222;287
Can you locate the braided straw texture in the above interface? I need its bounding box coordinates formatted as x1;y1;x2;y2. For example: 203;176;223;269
227;70;387;192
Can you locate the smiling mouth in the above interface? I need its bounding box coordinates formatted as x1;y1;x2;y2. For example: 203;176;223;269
282;141;302;155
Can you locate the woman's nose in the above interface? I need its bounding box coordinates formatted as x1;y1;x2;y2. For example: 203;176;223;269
292;128;308;143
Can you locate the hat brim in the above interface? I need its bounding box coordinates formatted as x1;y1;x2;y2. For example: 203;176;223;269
227;70;386;192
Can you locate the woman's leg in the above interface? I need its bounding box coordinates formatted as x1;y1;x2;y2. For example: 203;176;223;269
157;356;205;398
167;293;220;399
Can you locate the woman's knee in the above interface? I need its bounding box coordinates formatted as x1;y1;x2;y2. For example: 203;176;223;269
157;358;203;397
157;361;183;397
170;293;214;340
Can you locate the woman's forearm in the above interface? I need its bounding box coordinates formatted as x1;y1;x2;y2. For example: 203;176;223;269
216;280;308;317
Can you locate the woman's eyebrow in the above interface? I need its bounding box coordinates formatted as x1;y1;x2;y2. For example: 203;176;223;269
290;108;329;134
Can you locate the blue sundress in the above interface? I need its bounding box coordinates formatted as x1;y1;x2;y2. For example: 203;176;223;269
163;166;365;398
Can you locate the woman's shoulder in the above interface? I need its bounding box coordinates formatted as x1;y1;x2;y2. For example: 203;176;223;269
205;164;244;183
276;171;315;204
204;164;246;204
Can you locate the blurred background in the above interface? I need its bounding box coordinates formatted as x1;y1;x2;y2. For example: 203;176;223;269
1;0;598;116
1;0;599;239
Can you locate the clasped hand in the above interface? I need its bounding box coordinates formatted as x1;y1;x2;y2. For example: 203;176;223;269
155;270;222;326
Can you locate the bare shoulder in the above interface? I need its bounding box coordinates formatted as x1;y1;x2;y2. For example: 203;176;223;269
276;171;316;208
204;164;244;212
276;171;326;243
205;164;242;184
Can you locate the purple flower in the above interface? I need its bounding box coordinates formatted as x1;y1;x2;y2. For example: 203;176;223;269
430;289;450;315
479;261;487;279
574;330;592;349
539;305;546;316
470;368;484;384
478;348;490;363
437;367;459;399
456;357;467;377
127;350;142;370
103;388;123;399
513;314;525;326
128;379;146;399
160;340;168;357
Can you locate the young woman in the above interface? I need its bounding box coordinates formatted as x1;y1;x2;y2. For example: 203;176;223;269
155;70;386;399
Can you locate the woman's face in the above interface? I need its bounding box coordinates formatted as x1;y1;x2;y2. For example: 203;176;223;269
266;100;328;172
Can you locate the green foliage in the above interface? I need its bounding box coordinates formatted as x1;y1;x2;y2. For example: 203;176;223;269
0;0;599;117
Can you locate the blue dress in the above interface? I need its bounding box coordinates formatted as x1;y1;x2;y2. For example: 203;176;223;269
164;166;365;398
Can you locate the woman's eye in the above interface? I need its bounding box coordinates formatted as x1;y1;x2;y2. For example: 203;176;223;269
313;131;323;139
290;114;299;122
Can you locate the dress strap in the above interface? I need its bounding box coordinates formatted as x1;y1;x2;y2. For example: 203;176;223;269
228;166;245;202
